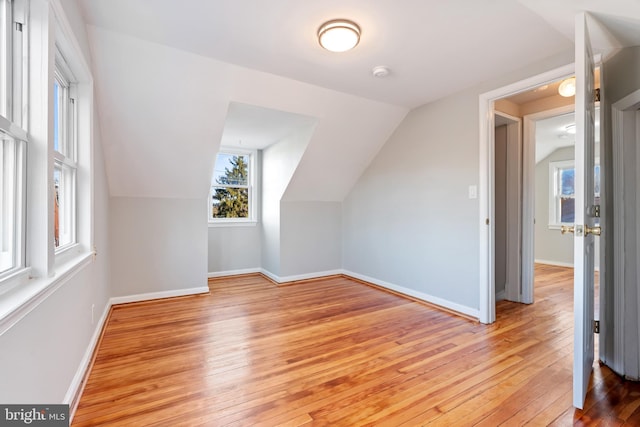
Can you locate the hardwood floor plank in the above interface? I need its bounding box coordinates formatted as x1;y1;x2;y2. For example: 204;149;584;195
72;265;640;426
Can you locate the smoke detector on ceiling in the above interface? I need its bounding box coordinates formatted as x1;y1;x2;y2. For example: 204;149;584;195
372;66;390;78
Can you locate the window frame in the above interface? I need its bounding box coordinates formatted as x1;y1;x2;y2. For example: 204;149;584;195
53;51;78;253
548;159;600;229
0;131;25;281
1;0;27;127
0;0;27;286
208;148;257;227
0;0;96;331
0;0;11;119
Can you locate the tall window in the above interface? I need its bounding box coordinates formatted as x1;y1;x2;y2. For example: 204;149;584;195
0;0;26;277
209;150;256;223
549;160;600;227
53;55;77;249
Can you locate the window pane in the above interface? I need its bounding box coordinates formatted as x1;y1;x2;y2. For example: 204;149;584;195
560;168;575;196
560;197;575;224
213;154;248;186
1;136;17;273
53;78;64;154
53;80;59;152
54;163;75;248
211;187;248;218
1;0;9;118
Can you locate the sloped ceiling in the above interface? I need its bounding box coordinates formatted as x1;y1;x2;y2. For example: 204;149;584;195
89;27;407;200
79;0;640;201
518;0;640;50
220;103;317;150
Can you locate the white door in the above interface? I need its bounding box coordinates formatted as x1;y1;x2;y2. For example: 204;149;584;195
573;12;598;409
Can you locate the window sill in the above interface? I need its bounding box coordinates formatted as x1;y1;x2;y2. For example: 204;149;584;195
208;220;258;228
0;250;94;335
55;242;82;266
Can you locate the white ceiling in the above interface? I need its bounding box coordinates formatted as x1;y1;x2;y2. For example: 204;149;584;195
78;0;580;109
535;112;576;163
220;103;317;150
517;0;640;49
76;0;640;200
534;108;601;164
77;0;640;109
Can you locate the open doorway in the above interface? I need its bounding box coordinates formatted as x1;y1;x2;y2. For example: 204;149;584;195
492;79;575;313
488;71;602;324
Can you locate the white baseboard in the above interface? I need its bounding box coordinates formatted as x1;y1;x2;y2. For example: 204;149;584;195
495;290;506;301
109;286;210;305
535;259;574;268
343;270;479;319
208;268;261;278
260;269;279;283
260;269;344;284
64;300;112;420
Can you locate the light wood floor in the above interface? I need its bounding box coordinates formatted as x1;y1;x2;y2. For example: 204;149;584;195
73;265;640;426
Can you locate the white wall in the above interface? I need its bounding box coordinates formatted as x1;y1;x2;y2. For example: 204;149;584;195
0;0;111;404
110;197;208;297
342;51;574;315
342;91;481;312
280;201;342;277
260;126;314;277
535;147;575;266
208;226;262;275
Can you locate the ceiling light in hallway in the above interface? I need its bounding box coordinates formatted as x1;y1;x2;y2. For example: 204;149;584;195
558;77;576;97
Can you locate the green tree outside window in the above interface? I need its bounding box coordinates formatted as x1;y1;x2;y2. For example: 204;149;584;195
211;154;250;218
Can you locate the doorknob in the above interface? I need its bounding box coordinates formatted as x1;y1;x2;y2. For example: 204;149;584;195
561;225;575;235
585;226;601;236
560;225;601;236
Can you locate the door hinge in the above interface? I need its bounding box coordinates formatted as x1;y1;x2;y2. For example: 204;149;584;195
593;205;600;218
15;22;23;32
595;88;601;103
594;320;600;334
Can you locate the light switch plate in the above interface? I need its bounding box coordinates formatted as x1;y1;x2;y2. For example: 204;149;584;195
468;185;478;199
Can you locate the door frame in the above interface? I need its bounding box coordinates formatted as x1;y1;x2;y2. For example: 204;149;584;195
478;63;575;324
609;89;640;376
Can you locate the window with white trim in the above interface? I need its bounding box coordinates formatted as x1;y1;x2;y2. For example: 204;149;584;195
53;54;77;250
0;132;25;275
209;149;256;223
549;160;600;227
0;0;95;323
0;0;27;279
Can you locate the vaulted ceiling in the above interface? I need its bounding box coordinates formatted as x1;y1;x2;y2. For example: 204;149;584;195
77;0;640;201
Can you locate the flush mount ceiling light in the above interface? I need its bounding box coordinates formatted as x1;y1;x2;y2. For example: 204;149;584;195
318;19;360;52
565;123;576;134
558;77;576;97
